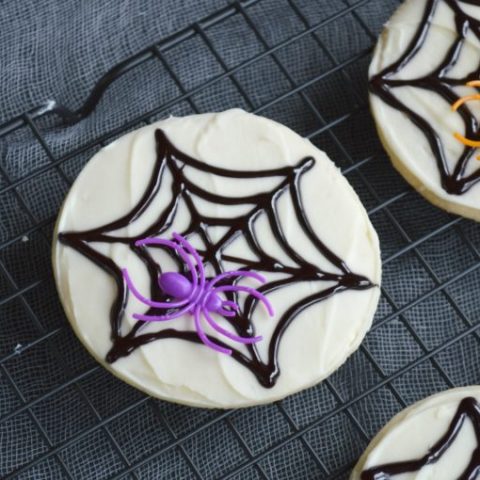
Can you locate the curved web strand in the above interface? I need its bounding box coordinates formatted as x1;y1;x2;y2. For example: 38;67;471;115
206;270;266;290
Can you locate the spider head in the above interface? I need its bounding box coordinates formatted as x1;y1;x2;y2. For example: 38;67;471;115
205;292;222;312
204;291;240;318
158;272;192;300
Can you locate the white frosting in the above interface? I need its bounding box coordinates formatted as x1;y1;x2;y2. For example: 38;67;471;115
351;386;480;479
53;109;381;408
369;0;480;218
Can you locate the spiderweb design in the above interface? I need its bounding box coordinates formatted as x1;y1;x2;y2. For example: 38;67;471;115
361;396;480;479
59;129;374;388
370;0;480;195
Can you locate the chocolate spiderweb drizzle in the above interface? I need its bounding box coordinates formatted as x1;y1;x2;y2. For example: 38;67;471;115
59;129;373;388
370;0;480;195
361;396;480;479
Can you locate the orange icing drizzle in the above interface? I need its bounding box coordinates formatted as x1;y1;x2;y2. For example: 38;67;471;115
454;132;480;147
452;81;480;159
452;94;480;112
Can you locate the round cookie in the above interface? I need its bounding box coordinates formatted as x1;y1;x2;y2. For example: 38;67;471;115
53;109;381;408
351;386;480;479
369;0;480;221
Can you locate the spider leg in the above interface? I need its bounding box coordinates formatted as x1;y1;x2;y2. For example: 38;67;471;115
194;306;232;355
216;308;236;318
122;268;191;309
171;233;205;300
134;237;199;301
204;310;262;344
222;300;240;311
214;286;274;317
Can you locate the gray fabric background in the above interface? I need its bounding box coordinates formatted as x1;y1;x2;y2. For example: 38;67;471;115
3;0;480;479
0;0;228;124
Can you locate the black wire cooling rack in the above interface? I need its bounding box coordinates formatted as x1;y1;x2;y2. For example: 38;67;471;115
2;0;480;478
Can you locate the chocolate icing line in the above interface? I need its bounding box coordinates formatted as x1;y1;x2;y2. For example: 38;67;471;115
59;129;374;388
370;0;480;195
361;396;480;479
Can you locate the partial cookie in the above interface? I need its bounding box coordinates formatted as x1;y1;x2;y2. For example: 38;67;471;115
351;386;480;479
370;0;480;221
53;109;381;408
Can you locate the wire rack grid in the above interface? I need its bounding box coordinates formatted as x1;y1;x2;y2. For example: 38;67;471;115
2;0;480;478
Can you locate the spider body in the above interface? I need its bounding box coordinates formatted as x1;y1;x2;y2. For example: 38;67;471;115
122;233;274;355
158;271;224;313
158;272;192;299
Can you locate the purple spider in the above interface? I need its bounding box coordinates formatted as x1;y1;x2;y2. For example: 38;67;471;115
122;233;274;355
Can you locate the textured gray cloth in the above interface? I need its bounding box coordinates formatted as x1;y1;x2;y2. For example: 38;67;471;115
0;0;228;124
3;0;480;479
